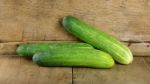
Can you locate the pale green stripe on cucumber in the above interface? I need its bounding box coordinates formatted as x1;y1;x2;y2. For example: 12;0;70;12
33;49;114;68
62;16;133;64
16;42;94;57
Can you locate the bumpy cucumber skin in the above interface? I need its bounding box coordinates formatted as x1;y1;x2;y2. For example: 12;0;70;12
16;42;94;57
33;49;114;68
62;16;133;64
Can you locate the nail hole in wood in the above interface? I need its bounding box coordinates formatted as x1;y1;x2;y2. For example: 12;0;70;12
128;42;132;46
16;44;19;47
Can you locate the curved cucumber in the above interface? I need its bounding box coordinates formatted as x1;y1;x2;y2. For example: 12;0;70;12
16;42;94;57
33;49;114;68
62;16;133;64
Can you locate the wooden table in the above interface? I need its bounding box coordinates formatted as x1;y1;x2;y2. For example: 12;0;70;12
0;55;149;84
0;0;150;84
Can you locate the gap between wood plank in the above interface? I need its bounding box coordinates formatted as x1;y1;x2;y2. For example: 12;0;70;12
0;40;150;43
72;67;74;84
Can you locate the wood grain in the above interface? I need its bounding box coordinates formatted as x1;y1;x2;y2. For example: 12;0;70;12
73;57;150;84
0;0;150;42
0;41;150;56
128;43;150;56
0;41;79;55
0;0;149;84
0;55;72;84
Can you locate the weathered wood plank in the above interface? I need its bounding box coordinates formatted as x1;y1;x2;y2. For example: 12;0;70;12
0;41;150;56
0;55;72;84
73;57;150;84
123;42;150;56
0;41;79;55
128;43;150;56
0;0;150;42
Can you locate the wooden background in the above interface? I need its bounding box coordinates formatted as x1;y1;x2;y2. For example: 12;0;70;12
0;0;150;84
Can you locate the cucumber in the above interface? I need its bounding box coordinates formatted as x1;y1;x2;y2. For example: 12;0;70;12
33;49;114;68
16;42;94;57
62;16;133;64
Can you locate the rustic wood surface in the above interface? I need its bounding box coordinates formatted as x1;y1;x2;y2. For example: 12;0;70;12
0;55;149;84
73;57;150;84
0;0;150;42
0;41;80;55
0;41;150;56
128;42;150;56
0;0;150;84
0;55;72;84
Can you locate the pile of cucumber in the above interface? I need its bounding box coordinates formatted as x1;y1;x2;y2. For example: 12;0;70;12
16;16;133;69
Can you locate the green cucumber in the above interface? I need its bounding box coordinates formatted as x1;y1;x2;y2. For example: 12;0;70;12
16;42;94;57
33;49;114;68
62;16;133;64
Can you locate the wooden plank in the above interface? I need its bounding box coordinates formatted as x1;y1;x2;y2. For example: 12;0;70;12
0;41;79;55
0;41;150;56
123;42;150;56
0;0;150;42
0;55;72;84
0;42;19;55
128;43;150;56
73;57;150;84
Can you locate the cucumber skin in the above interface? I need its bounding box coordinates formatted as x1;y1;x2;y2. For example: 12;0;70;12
16;42;94;57
33;49;115;69
62;16;133;64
